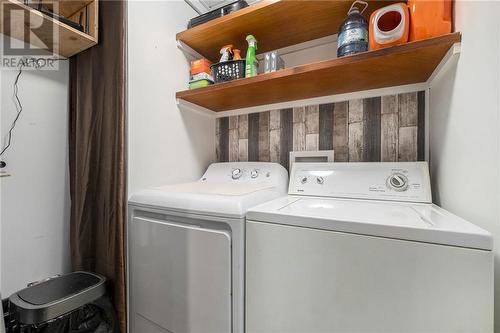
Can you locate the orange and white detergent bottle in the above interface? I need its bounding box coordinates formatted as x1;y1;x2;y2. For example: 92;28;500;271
369;3;409;50
408;0;453;41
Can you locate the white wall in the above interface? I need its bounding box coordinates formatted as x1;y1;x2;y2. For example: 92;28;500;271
127;0;215;194
429;1;500;331
0;61;71;296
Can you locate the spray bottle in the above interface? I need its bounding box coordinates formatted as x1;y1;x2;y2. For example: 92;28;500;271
245;35;258;77
219;44;234;62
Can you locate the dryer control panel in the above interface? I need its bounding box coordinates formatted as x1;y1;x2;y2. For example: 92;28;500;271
200;162;289;194
289;162;431;203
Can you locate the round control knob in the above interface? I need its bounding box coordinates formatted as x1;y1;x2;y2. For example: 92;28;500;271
232;168;243;180
250;170;259;179
301;177;308;184
387;173;408;191
316;176;324;185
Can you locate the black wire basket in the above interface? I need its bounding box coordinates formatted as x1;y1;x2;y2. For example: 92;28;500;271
211;60;246;83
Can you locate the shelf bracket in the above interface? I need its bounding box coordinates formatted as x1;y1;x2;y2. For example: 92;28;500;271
427;42;461;87
177;40;204;61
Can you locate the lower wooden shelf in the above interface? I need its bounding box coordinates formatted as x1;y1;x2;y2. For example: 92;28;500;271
176;32;461;112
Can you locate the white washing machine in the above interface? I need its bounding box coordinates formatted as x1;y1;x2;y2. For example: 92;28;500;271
128;162;288;333
246;162;494;333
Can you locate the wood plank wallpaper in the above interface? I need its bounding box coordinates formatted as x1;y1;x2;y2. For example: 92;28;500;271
216;91;425;169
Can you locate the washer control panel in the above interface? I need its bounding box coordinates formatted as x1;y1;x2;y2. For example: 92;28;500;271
387;173;408;191
289;162;431;203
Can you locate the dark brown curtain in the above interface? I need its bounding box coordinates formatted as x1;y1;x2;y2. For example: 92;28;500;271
68;0;127;332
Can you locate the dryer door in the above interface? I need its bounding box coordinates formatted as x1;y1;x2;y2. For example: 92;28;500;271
130;216;231;333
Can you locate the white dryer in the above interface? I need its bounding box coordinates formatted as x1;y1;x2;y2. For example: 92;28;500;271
246;162;494;333
128;162;288;333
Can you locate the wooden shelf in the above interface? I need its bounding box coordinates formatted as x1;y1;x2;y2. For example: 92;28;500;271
176;33;461;112
46;0;94;18
0;0;98;57
177;0;398;62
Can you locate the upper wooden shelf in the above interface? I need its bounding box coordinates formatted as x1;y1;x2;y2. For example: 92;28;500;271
176;33;461;112
177;0;398;62
0;0;98;57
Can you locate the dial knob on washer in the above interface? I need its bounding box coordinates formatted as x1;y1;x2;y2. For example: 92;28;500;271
316;176;324;185
232;168;243;180
387;173;408;191
250;170;259;178
301;177;308;184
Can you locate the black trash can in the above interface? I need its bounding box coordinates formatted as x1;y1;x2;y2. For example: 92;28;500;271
5;271;119;333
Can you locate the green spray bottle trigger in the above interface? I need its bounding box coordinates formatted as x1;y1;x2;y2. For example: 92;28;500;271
245;35;258;78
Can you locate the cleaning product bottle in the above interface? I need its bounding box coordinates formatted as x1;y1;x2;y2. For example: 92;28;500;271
219;44;234;62
233;49;242;60
245;35;258;77
369;3;409;50
337;0;369;57
408;0;452;41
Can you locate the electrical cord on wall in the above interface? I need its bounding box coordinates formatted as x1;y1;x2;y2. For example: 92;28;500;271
0;65;24;157
0;58;67;167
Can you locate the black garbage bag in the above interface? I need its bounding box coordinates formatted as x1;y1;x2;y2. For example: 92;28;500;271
4;272;120;333
15;296;119;333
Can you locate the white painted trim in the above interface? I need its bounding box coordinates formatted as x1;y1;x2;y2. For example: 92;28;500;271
427;42;461;87
213;82;428;118
176;98;216;118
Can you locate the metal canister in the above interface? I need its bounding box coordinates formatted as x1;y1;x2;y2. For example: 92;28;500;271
264;51;285;73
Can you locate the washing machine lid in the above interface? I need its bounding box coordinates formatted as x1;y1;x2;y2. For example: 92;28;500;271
129;162;288;218
247;196;493;250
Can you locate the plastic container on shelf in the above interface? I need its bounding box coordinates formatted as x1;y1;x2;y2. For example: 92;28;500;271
408;0;452;41
245;35;258;77
233;49;242;60
369;3;409;50
337;1;369;57
190;58;212;75
187;0;249;28
190;72;214;82
211;59;246;83
189;79;213;89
